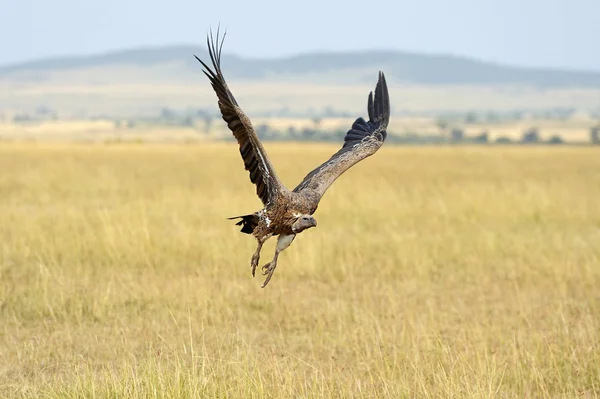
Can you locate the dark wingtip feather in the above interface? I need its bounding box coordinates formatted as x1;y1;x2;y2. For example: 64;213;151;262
193;25;229;78
370;71;390;129
193;26;240;107
332;71;391;151
367;91;374;122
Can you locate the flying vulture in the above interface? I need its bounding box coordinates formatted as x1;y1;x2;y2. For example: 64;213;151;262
195;29;390;288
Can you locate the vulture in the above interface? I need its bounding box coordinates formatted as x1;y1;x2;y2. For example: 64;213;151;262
195;29;390;288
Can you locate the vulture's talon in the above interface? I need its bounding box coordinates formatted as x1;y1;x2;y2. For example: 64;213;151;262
260;261;278;288
262;269;276;288
261;262;272;276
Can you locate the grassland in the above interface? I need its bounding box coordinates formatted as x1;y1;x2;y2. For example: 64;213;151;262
1;142;599;398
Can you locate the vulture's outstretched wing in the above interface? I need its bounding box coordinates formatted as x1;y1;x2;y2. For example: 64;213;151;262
195;29;284;206
293;72;390;199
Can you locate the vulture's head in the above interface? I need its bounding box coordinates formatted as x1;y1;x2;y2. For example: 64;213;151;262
292;214;317;233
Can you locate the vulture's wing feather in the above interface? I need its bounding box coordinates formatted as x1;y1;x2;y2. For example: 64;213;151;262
194;28;284;206
293;72;390;199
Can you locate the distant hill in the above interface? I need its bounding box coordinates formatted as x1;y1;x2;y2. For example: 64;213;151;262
1;44;600;87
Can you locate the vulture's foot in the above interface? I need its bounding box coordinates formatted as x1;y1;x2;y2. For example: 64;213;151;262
250;253;260;277
260;261;278;288
250;237;268;278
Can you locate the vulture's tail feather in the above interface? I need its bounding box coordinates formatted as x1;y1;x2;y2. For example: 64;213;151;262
227;214;258;234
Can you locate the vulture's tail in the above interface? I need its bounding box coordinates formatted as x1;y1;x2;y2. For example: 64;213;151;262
227;214;258;235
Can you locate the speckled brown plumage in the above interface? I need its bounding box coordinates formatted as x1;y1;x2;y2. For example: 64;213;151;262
195;28;390;287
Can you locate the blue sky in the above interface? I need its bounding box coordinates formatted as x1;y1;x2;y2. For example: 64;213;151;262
1;0;598;70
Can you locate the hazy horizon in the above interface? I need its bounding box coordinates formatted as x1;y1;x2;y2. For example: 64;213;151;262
2;0;599;71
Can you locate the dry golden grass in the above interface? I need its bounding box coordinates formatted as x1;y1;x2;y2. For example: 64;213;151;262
1;142;599;398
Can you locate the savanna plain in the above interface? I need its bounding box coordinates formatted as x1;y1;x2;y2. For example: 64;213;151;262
1;142;599;398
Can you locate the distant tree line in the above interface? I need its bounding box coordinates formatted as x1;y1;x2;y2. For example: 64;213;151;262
230;123;600;146
437;107;595;125
9;106;58;122
7;104;600;145
112;107;218;132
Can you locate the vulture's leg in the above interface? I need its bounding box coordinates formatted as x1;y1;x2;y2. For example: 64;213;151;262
251;234;272;277
261;234;296;288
